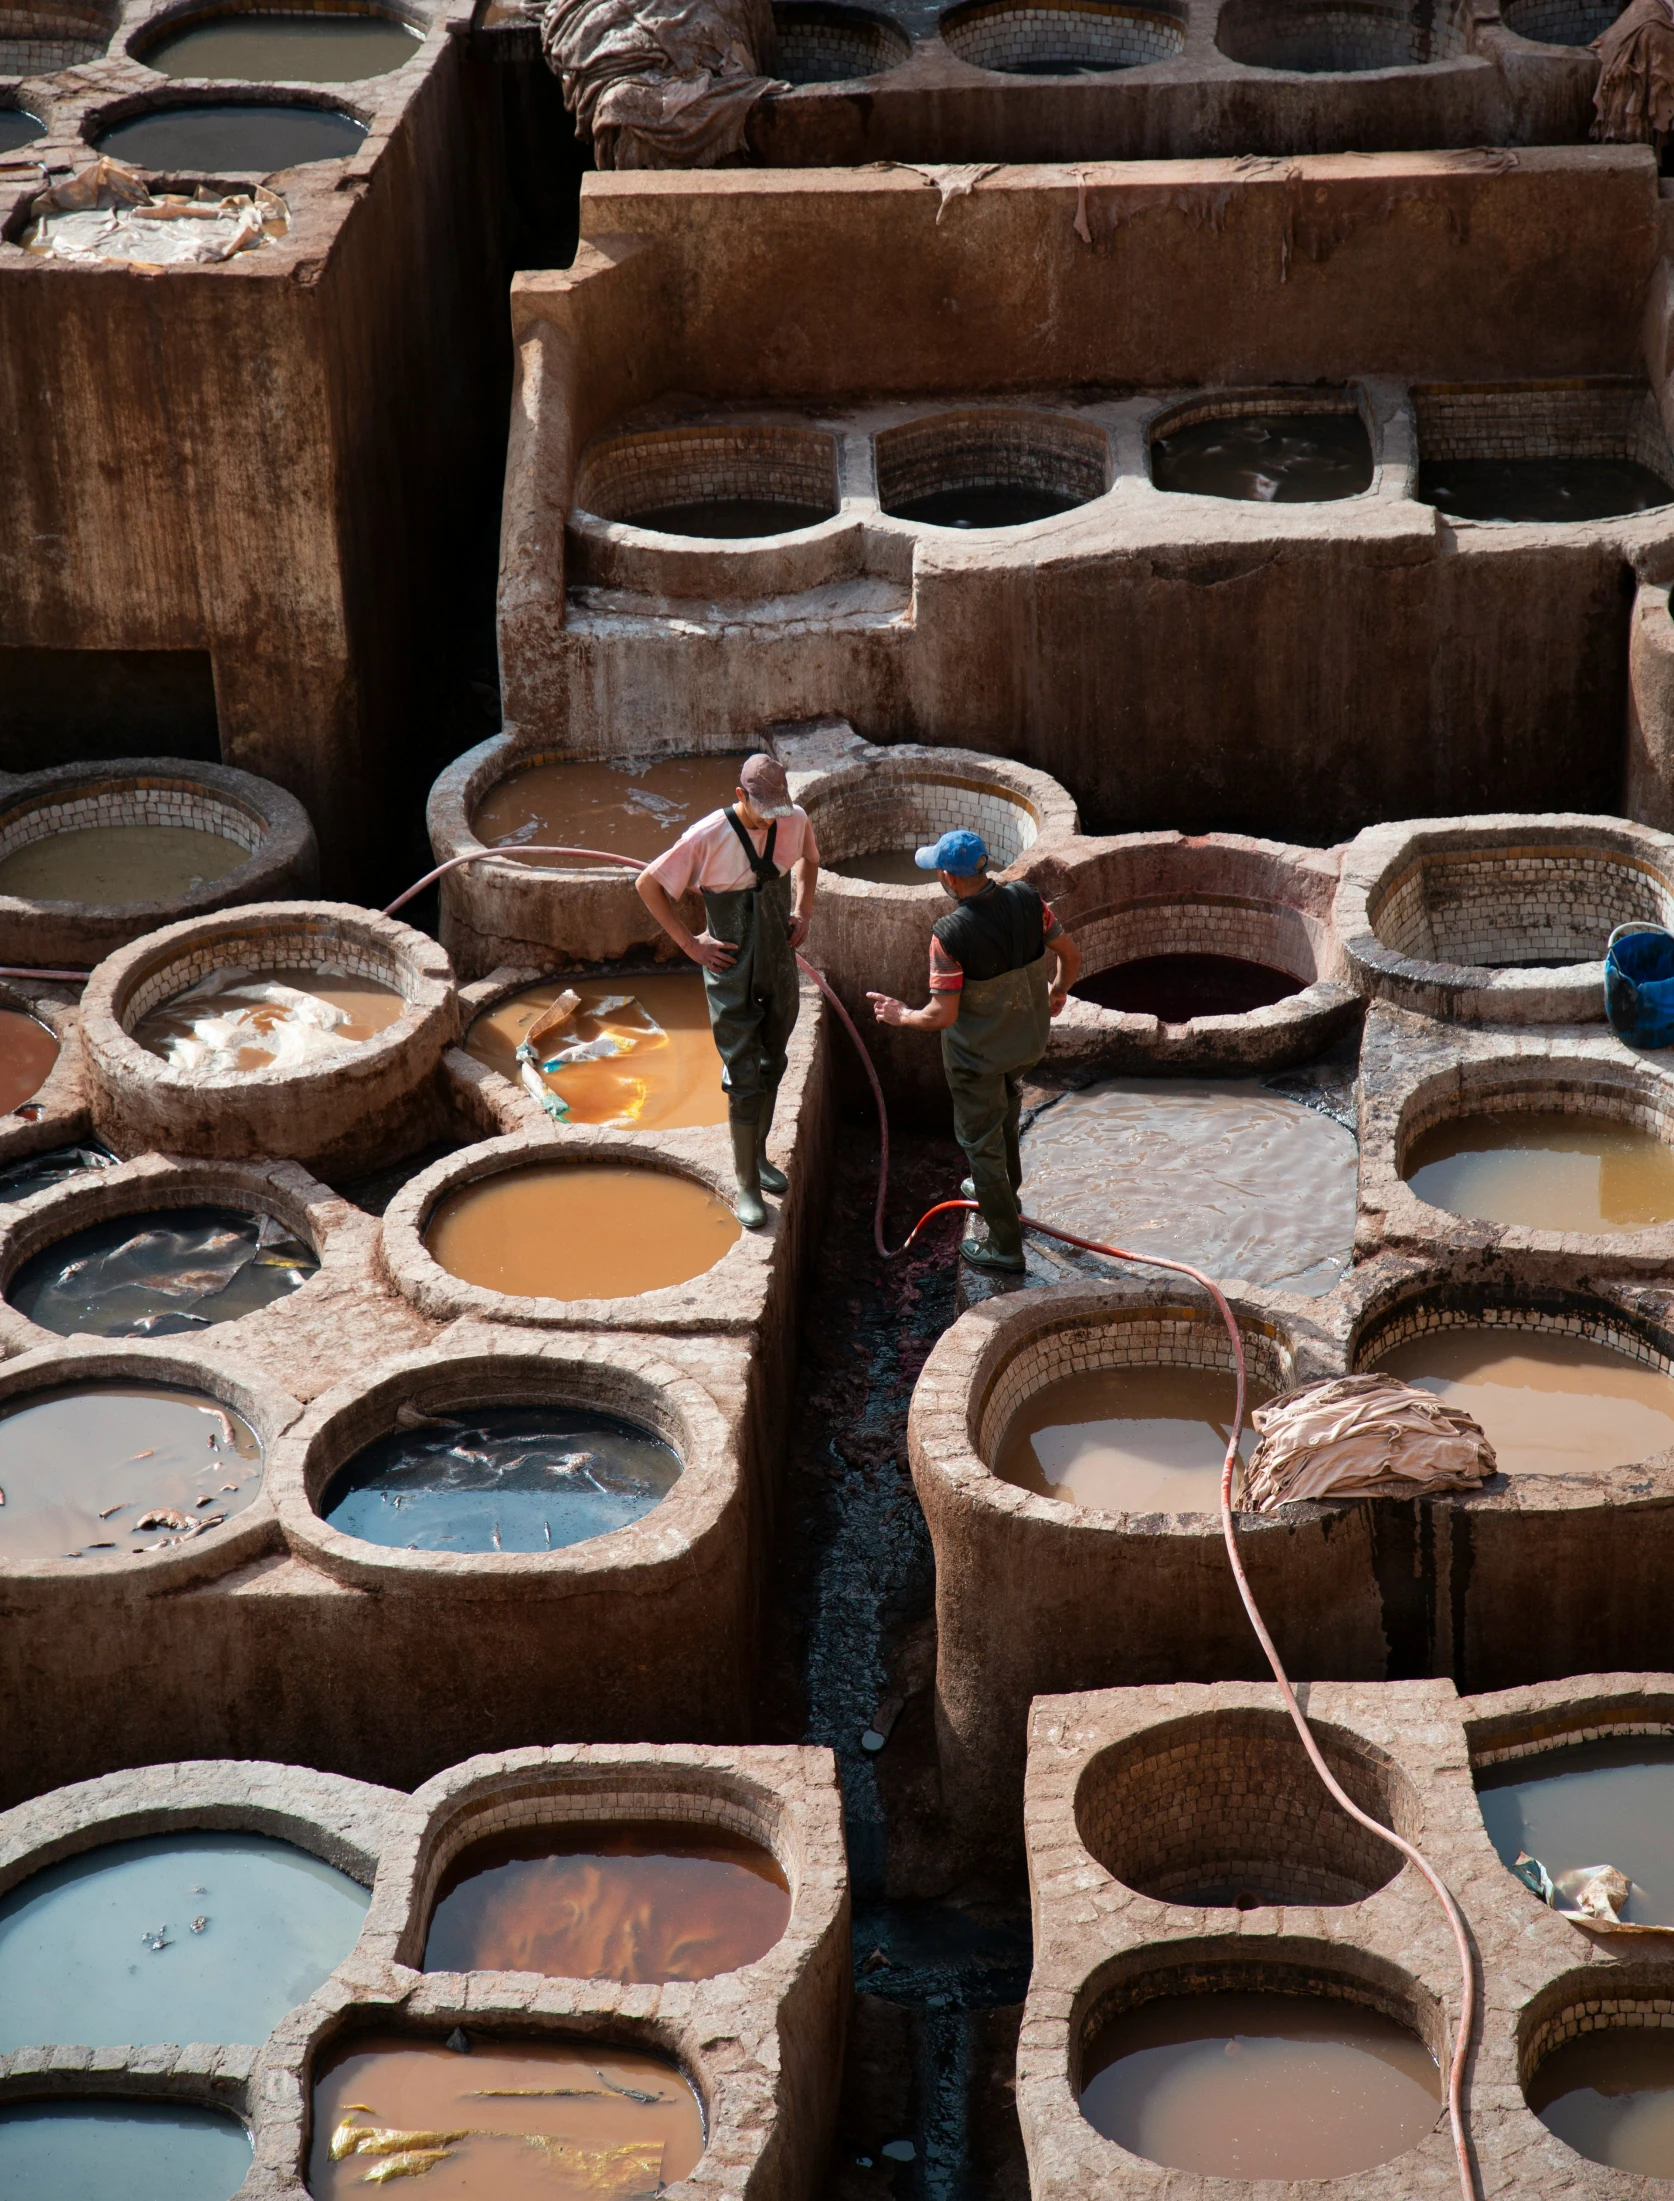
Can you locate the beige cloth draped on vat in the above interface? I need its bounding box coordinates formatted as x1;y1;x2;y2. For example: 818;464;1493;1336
1593;0;1674;147
541;0;786;168
1240;1373;1497;1512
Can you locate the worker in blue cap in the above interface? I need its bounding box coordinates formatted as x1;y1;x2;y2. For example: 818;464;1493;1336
867;828;1079;1272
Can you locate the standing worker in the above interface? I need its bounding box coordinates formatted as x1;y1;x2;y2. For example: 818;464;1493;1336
867;830;1079;1273
636;752;819;1229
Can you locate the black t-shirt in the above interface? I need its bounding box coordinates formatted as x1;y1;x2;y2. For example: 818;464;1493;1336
930;881;1056;986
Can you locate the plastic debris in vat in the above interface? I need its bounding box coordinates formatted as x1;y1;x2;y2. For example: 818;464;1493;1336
1239;1374;1496;1511
1604;924;1674;1048
514;990;651;1123
21;157;287;268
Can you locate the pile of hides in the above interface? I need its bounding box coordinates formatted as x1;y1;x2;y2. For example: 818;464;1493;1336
541;0;786;168
1241;1373;1497;1512
22;157;288;268
1593;0;1674;147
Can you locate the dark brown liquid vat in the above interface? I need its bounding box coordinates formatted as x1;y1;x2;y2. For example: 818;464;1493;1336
0;1010;59;1115
1419;456;1673;524
1529;2026;1674;2173
826;848;935;886
1079;1991;1440;2178
627;498;832;537
1151;413;1374;502
0;825;248;904
308;2036;704;2201
145;11;421;80
1374;1328;1674;1474
464;975;726;1130
424;1822;792;1981
1477;1737;1674;1926
1403;1109;1674;1231
884;485;1085;528
1074;953;1302;1021
135;965;404;1074
425;1164;741;1299
472;754;750;865
994;1364;1272;1515
0;1384;262;1563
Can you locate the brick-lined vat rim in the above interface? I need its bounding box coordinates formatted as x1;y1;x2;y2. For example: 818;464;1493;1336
908;1273;1329;1536
78;77;377;152
873;404;1113;525
1213;0;1472;73
936;0;1189;74
0;758;319;969
126;0;437;72
1146;380;1378;486
380;1128;781;1333
270;1337;742;1595
770;0;914;78
0;1150;348;1358
0;1332;302;1596
1336;812;1674;1023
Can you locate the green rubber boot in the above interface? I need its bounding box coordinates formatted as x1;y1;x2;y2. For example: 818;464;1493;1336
757;1088;788;1195
730;1116;768;1229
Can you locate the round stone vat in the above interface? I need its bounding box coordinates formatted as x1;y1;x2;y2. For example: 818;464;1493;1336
575;421;839;540
0;758;317;971
939;0;1184;70
79;902;458;1177
1520;1966;1674;2177
90;91;368;168
1074;1707;1419;1908
134;0;423;80
1148;388;1375;502
1475;1723;1674;1926
1026;831;1359;1078
909;1277;1348;1858
0;2101;251;2200
772;0;910;76
800;744;1078;1113
1338;813;1674;1022
0;0;116;70
876;408;1109;529
1074;1952;1442;2178
1414;378;1674;525
428;735;753;977
1502;0;1621;38
1215;0;1465;69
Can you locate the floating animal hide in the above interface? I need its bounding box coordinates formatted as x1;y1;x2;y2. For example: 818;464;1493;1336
1240;1373;1496;1512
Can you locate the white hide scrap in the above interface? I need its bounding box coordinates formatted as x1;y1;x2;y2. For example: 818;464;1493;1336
23;157;288;267
1240;1373;1497;1512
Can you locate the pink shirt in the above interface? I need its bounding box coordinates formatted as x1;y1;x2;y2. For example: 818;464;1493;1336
642;806;820;898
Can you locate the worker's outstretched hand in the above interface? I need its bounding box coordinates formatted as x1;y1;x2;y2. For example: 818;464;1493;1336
867;991;908;1026
689;931;739;972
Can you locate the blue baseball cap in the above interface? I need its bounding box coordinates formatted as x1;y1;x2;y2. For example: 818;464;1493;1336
915;829;989;877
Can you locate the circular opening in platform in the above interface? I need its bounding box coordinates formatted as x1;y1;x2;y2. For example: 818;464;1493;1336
0;2102;251;2199
466;974;728;1129
1369;833;1674;972
0;107;47;151
1076;1709;1418;1904
772;0;910;76
1399;1091;1674;1234
0;0;117;71
1501;0;1622;40
1215;0;1463;68
469;751;751;868
806;762;1042;884
1069;893;1326;1020
877;409;1108;527
423;1161;741;1301
320;1403;682;1554
423;1817;790;1979
1077;1962;1441;2175
1477;1730;1674;1927
309;2033;705;2195
0;775;266;914
575;425;839;538
0;1826;367;2050
1523;1979;1674;2175
136;0;421;78
0;1009;59;1117
0;1380;263;1564
1149;395;1373;501
6;1203;319;1337
91;95;367;169
939;0;1184;71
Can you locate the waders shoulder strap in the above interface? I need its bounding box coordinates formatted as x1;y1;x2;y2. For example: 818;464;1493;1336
722;806;780;889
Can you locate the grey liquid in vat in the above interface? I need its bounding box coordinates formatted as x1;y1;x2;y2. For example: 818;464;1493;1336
0;1144;116;1205
1529;2029;1674;2176
144;10;421;79
320;1406;681;1553
1151;413;1373;501
0;111;45;154
1476;1737;1674;1926
885;485;1087;527
1418;457;1672;523
1019;1079;1357;1294
7;1206;317;1337
0;1830;368;2049
0;2102;251;2201
626;498;833;537
94;101;367;168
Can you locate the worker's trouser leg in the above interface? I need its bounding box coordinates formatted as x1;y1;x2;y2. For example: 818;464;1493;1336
946;1057;1025;1262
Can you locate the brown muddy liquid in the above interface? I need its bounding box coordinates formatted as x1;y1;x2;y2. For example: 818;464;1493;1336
994;1364;1272;1515
424;1823;791;1982
1074;953;1302;1021
1403;1110;1674;1232
308;2036;704;2201
0;1383;262;1563
464;975;726;1129
826;848;934;886
1374;1328;1674;1475
1530;2028;1674;2175
134;966;404;1073
145;10;421;80
472;754;750;865
0;1011;59;1115
425;1164;740;1299
1079;1991;1440;2177
0;825;248;905
1150;413;1374;502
